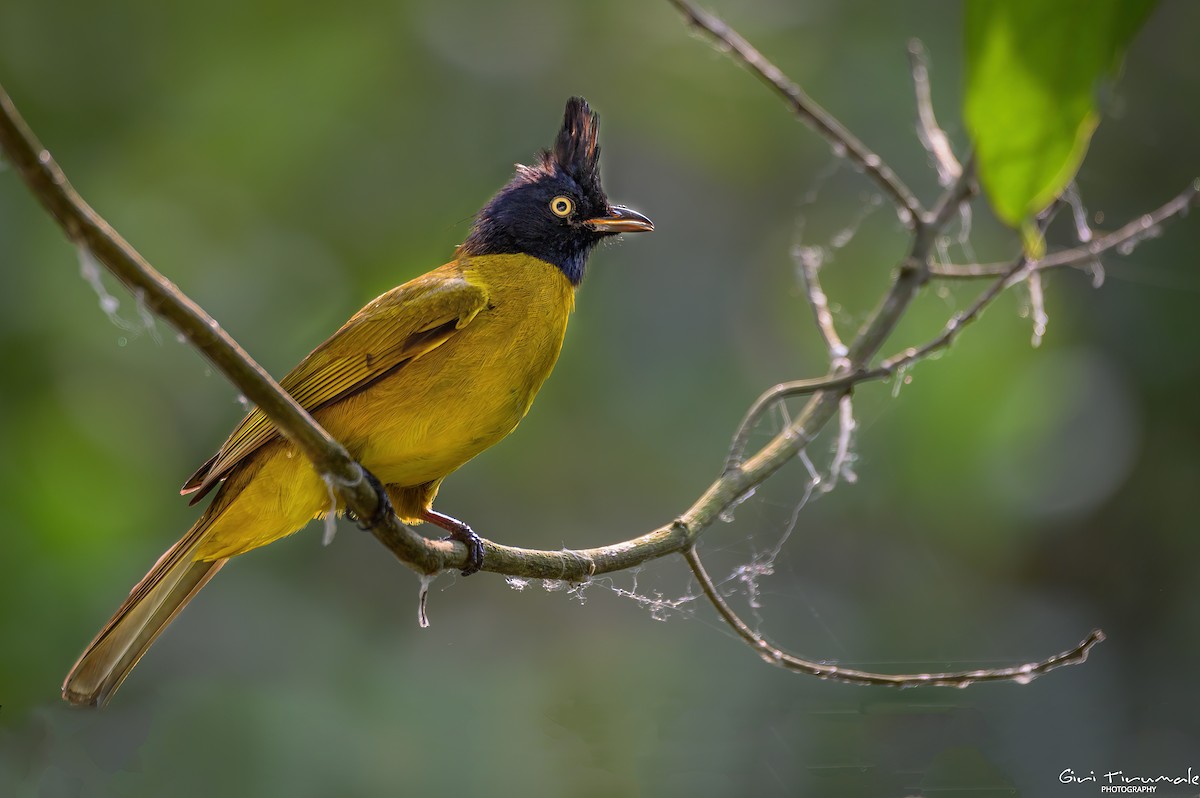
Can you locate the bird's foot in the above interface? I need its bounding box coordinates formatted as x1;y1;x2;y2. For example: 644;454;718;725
420;509;485;576
348;466;396;531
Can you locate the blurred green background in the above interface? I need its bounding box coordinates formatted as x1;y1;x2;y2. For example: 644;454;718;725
1;1;1198;795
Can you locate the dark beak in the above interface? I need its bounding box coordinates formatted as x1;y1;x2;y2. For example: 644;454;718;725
584;204;654;233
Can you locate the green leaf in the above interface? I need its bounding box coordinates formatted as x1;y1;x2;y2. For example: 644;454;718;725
964;0;1156;229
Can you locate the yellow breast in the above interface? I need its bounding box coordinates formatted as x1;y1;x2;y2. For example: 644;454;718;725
329;253;575;487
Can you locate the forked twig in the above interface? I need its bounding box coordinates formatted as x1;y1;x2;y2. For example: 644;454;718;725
725;183;1199;470
931;182;1199;279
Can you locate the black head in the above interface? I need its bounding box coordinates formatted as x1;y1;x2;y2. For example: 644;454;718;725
460;97;653;285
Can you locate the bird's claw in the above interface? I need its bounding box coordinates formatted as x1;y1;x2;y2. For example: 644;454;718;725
348;466;395;531
444;525;485;577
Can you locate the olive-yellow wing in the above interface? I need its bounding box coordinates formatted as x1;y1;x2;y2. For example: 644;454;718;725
182;263;488;502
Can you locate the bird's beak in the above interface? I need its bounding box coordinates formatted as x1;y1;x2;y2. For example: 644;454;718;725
585;205;654;233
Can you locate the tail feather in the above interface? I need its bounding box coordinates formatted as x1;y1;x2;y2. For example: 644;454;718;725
62;520;226;707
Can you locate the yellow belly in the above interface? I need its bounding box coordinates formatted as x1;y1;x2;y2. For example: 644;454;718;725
194;254;575;560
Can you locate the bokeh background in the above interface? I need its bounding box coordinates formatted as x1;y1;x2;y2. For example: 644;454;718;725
2;1;1198;795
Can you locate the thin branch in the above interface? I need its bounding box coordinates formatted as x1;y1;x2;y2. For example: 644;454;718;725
685;547;1105;687
1063;182;1095;244
1026;269;1048;347
794;244;847;361
860;204;1063;377
924;154;977;229
908;38;961;185
826;394;857;489
930;180;1200;279
725;373;854;473
667;0;923;225
878;257;1031;374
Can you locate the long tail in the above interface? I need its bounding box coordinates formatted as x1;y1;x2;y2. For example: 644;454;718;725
62;518;225;707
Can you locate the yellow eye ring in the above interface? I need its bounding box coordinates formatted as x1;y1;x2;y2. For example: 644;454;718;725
549;195;574;218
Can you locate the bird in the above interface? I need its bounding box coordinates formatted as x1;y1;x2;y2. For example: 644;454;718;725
62;96;653;707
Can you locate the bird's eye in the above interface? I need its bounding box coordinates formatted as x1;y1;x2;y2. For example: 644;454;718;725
549;196;574;218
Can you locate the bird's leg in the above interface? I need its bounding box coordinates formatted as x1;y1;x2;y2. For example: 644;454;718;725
348;470;484;576
421;509;485;577
348;466;396;531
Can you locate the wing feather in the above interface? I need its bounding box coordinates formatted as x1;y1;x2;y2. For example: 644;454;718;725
182;263;488;502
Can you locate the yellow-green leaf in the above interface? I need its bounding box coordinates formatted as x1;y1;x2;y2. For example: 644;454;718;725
964;0;1156;229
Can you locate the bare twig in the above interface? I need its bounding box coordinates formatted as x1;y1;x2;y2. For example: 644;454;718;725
794;244;847;361
930;181;1199;279
1063;183;1095;244
924;154;977;229
826;394;857;489
878;257;1031;375
725;373;855;473
685;547;1105;687
874;207;1064;376
908;38;961;185
1026;269;1048;347
667;0;923;225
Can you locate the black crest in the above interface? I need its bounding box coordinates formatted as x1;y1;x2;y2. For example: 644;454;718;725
544;97;602;197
